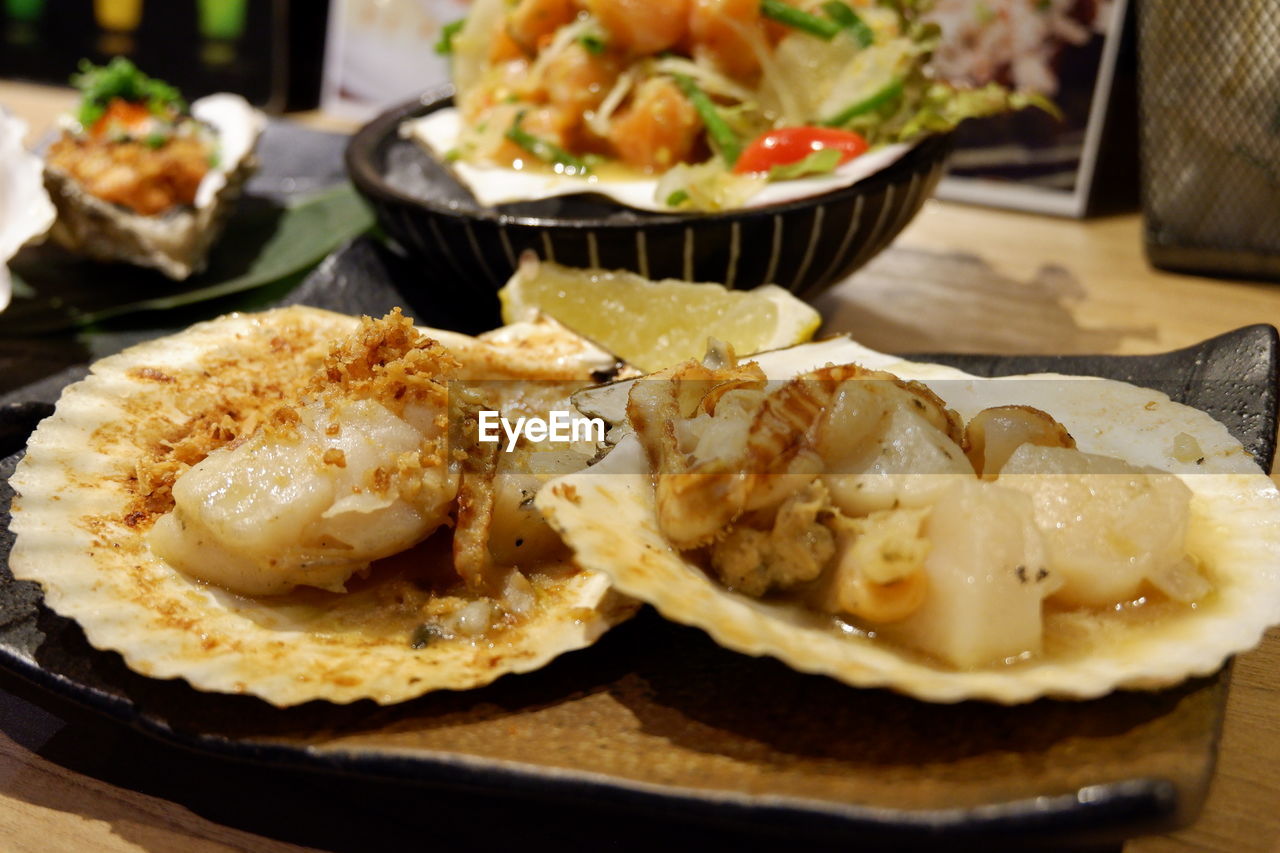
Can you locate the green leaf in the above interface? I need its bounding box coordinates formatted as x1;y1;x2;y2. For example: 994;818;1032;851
435;19;465;55
0;182;374;334
766;147;843;181
887;82;1061;142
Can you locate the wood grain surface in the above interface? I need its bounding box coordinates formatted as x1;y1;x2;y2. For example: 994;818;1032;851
1;82;1278;852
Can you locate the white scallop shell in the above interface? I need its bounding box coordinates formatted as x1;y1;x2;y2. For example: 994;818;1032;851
537;339;1280;703
43;93;266;280
8;306;636;706
403;107;913;212
0;107;56;312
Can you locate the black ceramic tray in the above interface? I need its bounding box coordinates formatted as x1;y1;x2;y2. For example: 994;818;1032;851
0;235;1276;850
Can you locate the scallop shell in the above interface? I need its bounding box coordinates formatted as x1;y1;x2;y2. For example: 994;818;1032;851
0;106;56;312
403;107;913;212
537;339;1280;703
43;93;265;280
8;306;636;706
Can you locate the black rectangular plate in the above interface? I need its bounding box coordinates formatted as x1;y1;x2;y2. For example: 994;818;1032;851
0;211;1276;850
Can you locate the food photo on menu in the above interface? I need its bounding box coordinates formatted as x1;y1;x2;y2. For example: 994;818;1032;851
0;1;1278;851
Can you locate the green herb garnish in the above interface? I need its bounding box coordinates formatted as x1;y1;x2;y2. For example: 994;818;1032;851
578;32;607;54
760;0;841;40
504;112;591;175
70;57;185;128
672;74;742;166
435;19;465;55
821;1;874;47
666;189;691;207
767;147;843;181
144;132;168;149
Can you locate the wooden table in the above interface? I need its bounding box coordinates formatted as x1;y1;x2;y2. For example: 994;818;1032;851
1;81;1278;853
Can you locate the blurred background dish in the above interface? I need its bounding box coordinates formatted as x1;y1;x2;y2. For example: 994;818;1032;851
0;0;328;112
347;91;951;326
929;0;1137;217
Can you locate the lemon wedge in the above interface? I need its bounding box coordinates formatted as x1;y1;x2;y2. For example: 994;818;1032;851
499;260;822;371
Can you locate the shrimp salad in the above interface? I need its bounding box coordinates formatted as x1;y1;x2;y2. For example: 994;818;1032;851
427;0;1052;210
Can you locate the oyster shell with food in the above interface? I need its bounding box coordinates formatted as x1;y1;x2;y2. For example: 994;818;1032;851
538;338;1280;703
43;58;265;279
8;306;637;706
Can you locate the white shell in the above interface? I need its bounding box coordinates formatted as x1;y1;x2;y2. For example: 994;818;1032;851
44;93;266;280
403;107;913;212
538;339;1280;703
0;107;56;312
8;306;637;706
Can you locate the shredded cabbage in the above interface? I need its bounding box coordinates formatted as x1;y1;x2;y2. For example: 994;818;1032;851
652;56;759;106
655;161;767;212
586;66;638;138
451;0;507;98
525;17;598;95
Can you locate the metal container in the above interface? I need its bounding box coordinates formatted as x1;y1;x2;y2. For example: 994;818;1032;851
1139;0;1280;280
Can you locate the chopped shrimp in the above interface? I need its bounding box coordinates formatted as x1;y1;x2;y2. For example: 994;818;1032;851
507;0;580;53
689;0;765;79
543;42;625;118
607;77;702;172
482;104;576;168
488;15;528;63
587;0;690;55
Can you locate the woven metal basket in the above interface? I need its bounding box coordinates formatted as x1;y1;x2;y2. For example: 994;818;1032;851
1139;0;1280;280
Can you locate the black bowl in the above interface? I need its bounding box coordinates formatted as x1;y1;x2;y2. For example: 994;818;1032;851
346;88;951;320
